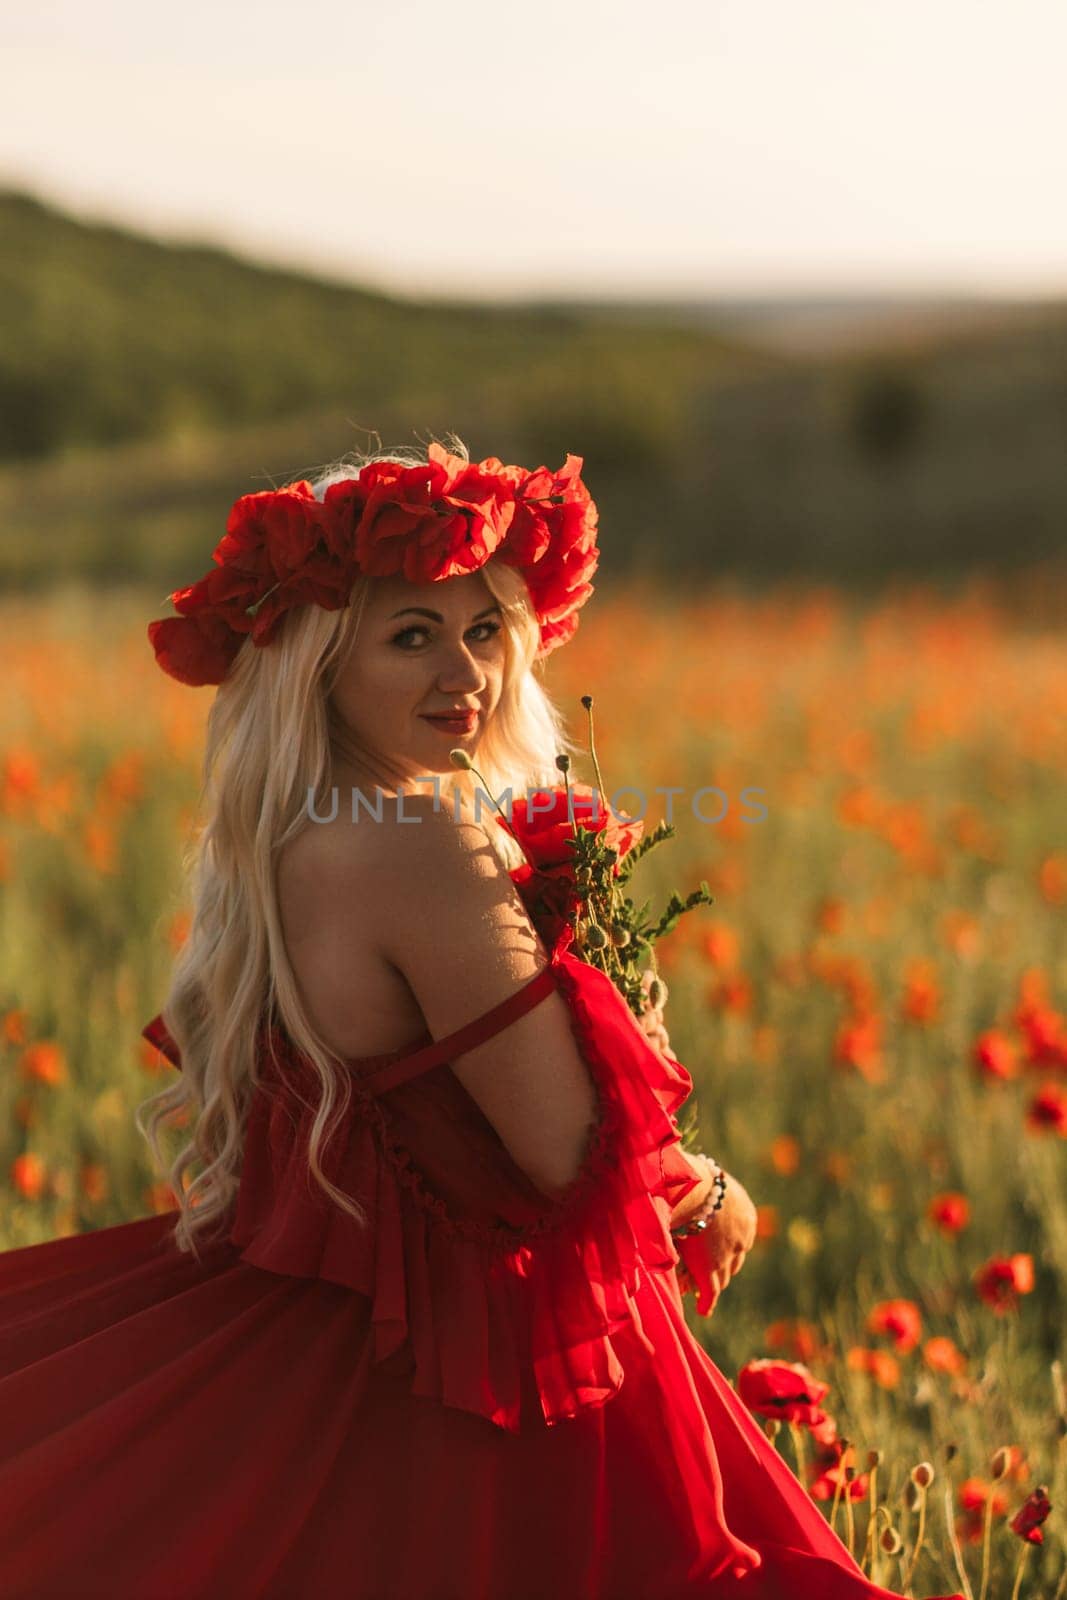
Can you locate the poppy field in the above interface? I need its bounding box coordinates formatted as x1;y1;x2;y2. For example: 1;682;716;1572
1;572;1064;1597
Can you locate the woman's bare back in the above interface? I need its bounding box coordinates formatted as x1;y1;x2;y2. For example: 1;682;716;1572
276;812;429;1063
278;793;598;1196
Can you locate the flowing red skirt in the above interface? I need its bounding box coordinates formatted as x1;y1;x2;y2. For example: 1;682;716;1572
0;1208;963;1600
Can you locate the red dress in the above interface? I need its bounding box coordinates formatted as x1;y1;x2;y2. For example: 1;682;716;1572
0;896;963;1599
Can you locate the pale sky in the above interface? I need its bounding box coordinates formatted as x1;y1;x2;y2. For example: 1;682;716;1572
4;0;1066;300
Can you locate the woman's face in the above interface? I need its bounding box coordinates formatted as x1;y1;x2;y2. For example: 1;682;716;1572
328;571;507;795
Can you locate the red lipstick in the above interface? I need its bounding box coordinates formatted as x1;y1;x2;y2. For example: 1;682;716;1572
420;711;478;734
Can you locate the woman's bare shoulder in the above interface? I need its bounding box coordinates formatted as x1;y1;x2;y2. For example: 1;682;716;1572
278;795;486;918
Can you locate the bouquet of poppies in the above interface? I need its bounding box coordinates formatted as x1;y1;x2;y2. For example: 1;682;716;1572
450;694;714;1156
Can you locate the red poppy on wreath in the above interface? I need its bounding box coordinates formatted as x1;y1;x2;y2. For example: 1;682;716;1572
147;443;600;688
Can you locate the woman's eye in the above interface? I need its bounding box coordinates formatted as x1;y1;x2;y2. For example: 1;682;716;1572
392;621;502;649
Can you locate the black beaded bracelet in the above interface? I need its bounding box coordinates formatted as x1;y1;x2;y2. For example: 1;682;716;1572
670;1155;727;1239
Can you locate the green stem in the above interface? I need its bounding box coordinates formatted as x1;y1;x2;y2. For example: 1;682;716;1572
1009;1544;1030;1600
977;1491;994;1600
788;1422;808;1485
942;1477;975;1600
828;1463;846;1540
902;1489;928;1591
844;1473;856;1560
458;759;534;874
584;699;610;837
861;1463;879;1576
582;697;623;937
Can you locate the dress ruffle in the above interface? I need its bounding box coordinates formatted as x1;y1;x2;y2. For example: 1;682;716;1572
228;946;706;1434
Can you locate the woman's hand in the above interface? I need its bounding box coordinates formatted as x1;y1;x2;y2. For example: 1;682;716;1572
637;969;672;1058
674;1169;758;1317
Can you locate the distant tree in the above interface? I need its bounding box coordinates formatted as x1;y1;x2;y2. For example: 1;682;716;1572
0;372;57;459
848;366;927;464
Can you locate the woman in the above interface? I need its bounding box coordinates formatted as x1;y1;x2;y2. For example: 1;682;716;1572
0;437;962;1599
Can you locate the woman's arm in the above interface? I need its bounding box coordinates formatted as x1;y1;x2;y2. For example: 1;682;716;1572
366;798;599;1197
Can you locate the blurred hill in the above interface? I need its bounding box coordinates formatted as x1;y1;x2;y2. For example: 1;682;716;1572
525;291;1067;354
1;185;1065;595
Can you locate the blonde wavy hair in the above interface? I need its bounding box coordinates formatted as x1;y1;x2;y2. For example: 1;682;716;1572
136;433;584;1264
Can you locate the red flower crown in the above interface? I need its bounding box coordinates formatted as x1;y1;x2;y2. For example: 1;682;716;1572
147;442;600;686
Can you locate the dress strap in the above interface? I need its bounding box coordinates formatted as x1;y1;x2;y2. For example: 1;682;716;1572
358;965;559;1096
140;965;561;1091
141;1013;181;1069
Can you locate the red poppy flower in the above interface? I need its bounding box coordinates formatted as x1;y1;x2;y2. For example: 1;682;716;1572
221;482;352;643
148;481;343;682
216;480;320;586
959;1477;1008;1513
1010;1485;1052;1545
504;783;644;874
735;1358;831;1429
845;1346;901;1389
974;1253;1035;1314
808;1421;846;1471
973;1028;1020;1081
351;458;442;577
957;1478;1010;1544
901;958;941;1023
355;453;504;581
833;1011;885;1083
507;862;579;961
1019;1006;1067;1068
810;1461;869;1502
923;1336;967;1374
495;452;599;647
503;784;642;951
810;1411;840;1448
1026;1081;1067;1134
866;1298;923;1354
147;610;246;689
928;1191;970;1233
764;1319;827;1365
